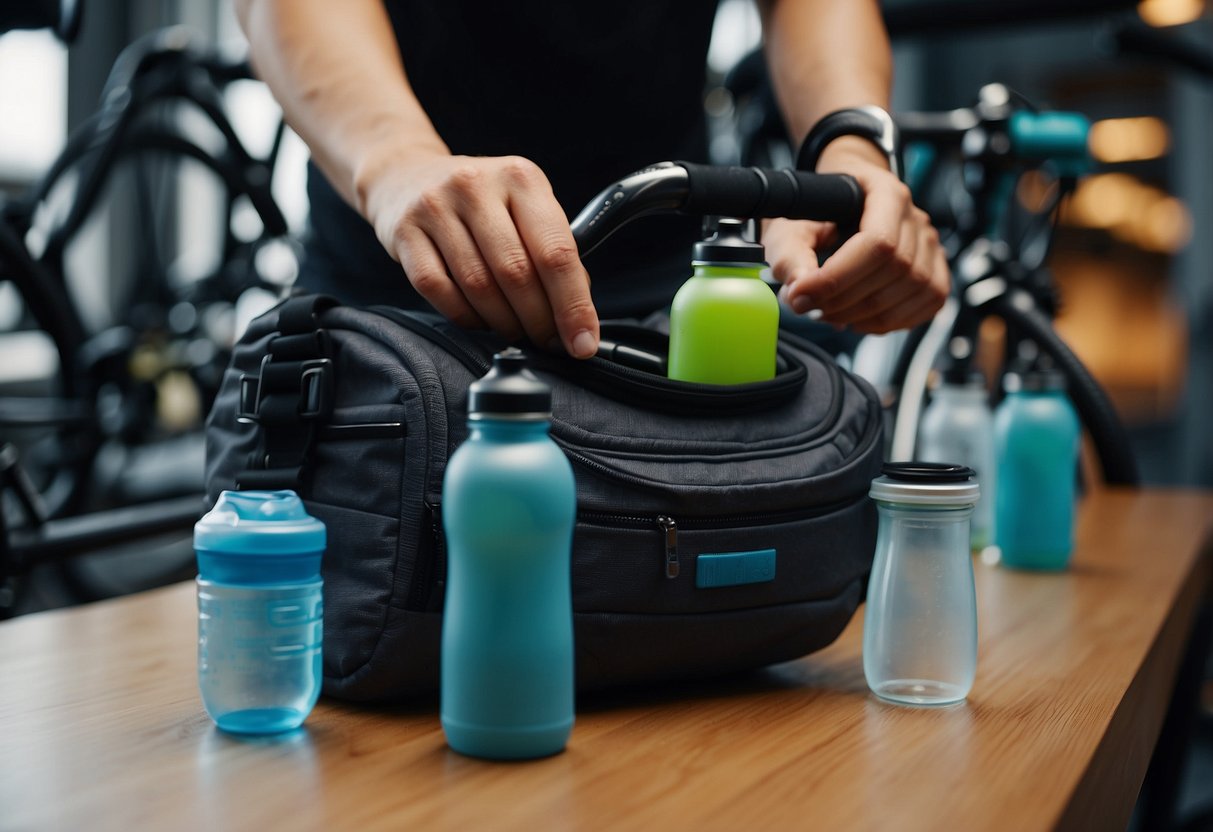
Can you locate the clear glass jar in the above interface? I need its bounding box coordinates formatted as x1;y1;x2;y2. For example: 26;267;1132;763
863;463;979;706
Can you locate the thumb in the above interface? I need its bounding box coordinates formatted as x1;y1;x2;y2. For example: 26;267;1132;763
766;219;832;314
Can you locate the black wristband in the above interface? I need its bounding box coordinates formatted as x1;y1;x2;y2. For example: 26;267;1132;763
796;106;903;180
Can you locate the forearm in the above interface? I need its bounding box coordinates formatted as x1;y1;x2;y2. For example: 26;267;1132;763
758;0;892;167
234;0;447;214
759;0;947;334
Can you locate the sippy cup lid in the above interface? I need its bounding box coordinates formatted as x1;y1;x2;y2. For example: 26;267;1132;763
194;490;325;584
869;462;980;506
194;489;326;554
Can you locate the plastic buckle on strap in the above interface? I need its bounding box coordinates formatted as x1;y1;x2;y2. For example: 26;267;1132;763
299;358;333;419
237;356;333;424
237;355;271;424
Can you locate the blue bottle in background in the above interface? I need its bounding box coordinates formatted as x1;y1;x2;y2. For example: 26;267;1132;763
194;489;325;734
993;369;1081;571
441;348;576;759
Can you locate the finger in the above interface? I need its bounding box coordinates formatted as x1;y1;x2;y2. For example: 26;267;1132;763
765;220;826;285
923;226;952;306
805;180;913;307
816;213;919;319
462;195;558;349
850;291;945;335
765;220;831;312
846;240;948;332
826;278;923;327
420;210;524;341
506;165;599;358
837;222;950;328
394;226;486;330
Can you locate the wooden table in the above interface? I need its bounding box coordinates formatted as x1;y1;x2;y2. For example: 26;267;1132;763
2;489;1210;831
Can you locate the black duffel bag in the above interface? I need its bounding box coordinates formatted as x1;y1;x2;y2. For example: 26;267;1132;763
204;161;883;701
204;295;882;701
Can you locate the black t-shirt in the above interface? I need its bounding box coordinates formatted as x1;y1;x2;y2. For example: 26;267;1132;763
299;0;720;319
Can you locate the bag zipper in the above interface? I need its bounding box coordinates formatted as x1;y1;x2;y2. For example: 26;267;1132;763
370;306;492;376
407;501;446;612
367;308;876;600
578;498;862;580
417;496;862;607
372;307;816;416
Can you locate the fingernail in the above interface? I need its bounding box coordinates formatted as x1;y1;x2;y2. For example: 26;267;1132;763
571;330;597;359
777;284;790;303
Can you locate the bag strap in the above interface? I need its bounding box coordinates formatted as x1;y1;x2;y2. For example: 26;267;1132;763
234;294;339;493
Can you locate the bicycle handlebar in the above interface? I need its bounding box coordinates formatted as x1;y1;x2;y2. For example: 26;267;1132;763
899;104;1090;167
570;161;864;257
896;109;981;144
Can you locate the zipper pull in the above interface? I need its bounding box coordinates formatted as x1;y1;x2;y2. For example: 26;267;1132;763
657;514;678;578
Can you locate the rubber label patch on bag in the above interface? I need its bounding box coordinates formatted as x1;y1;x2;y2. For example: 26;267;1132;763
695;549;776;589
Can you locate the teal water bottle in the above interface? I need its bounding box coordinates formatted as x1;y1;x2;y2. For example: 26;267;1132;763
917;370;997;551
668;218;780;384
993;369;1081;570
194;490;326;734
441;348;576;759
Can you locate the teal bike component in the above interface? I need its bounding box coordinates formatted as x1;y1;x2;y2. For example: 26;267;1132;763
1009;110;1092;177
903;141;937;201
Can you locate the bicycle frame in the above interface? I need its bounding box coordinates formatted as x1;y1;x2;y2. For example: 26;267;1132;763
0;26;293;615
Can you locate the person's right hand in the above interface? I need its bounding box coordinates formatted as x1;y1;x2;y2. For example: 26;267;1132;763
356;151;601;359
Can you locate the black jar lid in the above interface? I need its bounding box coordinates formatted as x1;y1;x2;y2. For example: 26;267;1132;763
869;461;980;506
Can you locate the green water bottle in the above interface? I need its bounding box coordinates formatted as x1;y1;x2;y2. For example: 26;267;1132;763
668;218;779;385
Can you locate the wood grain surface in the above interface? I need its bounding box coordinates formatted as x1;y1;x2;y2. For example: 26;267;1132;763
1;488;1210;832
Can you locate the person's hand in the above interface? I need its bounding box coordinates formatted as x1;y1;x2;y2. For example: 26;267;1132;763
357;150;600;358
766;137;949;334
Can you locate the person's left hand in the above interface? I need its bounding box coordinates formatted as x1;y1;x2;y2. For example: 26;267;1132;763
765;137;950;334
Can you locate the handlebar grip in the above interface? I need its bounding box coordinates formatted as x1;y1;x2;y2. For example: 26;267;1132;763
677;162;864;236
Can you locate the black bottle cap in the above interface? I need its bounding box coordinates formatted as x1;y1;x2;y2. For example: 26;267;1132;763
1003;369;1067;393
870;461;979;505
940;364;981;386
467;348;551;417
692;217;767;265
881;461;976;482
